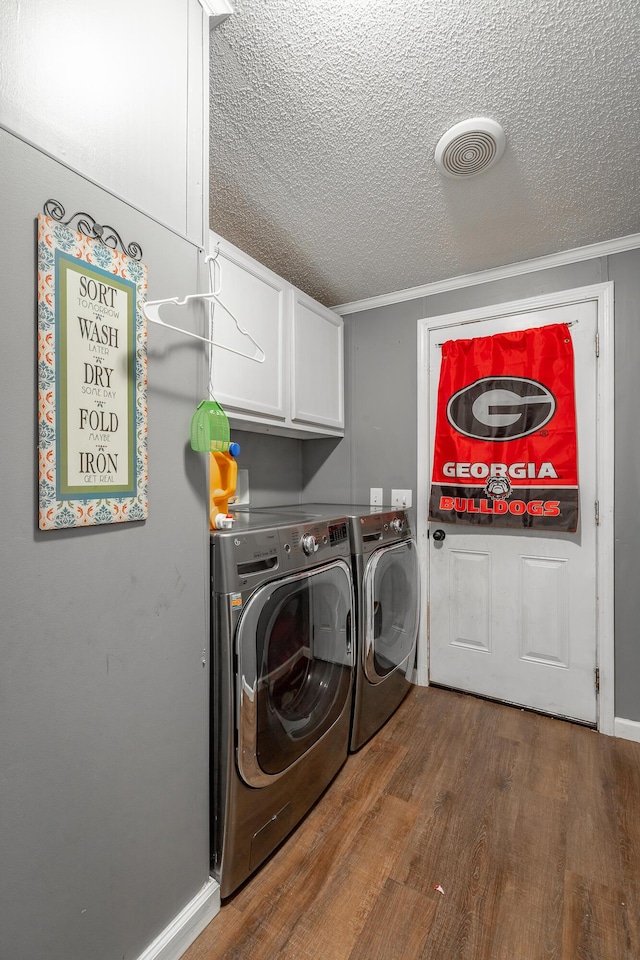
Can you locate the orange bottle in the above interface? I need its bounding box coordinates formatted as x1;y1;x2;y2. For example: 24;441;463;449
210;443;240;530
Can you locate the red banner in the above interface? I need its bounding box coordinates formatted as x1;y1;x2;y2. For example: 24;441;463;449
429;323;578;531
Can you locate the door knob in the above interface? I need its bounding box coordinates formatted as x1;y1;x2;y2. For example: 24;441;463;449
432;529;446;542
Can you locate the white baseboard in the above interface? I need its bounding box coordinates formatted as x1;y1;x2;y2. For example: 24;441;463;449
136;877;220;960
614;717;640;743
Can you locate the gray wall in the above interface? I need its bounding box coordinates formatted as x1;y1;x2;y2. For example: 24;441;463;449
1;130;211;960
232;430;303;506
608;250;640;721
304;252;640;722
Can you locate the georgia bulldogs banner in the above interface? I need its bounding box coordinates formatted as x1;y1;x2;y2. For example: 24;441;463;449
429;322;578;532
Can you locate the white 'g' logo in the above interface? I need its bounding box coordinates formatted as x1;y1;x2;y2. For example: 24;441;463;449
447;377;556;441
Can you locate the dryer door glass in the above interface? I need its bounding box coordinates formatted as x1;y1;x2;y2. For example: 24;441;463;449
236;559;353;786
363;539;420;684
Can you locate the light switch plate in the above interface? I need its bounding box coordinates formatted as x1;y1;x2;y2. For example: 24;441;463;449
370;487;383;507
391;488;412;508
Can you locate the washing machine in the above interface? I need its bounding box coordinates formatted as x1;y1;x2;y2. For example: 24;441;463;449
210;510;354;897
233;504;421;751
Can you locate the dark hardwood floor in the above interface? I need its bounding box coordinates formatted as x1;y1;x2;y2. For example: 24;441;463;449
183;686;640;960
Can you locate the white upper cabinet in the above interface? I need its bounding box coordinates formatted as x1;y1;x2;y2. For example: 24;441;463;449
210;241;287;421
291;292;344;431
209;232;344;439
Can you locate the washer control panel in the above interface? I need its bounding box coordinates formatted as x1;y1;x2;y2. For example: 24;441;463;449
282;519;350;565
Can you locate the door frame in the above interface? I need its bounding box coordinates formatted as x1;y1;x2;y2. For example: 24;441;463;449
416;282;615;735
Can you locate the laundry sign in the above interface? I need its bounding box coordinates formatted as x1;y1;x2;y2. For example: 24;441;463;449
429;323;578;532
37;211;148;529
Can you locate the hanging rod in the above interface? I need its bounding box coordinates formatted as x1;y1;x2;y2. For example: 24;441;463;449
435;319;578;347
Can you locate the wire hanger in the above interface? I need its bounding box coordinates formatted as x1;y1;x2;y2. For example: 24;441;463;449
143;246;265;363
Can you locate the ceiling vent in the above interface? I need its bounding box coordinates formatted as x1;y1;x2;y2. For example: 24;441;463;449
435;118;506;178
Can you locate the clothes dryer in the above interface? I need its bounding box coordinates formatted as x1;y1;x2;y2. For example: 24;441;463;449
233;505;420;751
210;510;354;897
342;506;420;750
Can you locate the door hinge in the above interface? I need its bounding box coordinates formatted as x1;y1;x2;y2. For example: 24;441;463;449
595;500;600;525
595;332;600;357
595;668;600;693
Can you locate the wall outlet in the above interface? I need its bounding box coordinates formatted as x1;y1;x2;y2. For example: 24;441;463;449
391;488;412;508
370;487;383;507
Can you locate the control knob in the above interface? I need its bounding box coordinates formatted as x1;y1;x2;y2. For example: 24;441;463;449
390;517;406;534
301;533;319;555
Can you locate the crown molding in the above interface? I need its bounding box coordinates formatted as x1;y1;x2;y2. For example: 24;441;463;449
198;0;234;28
331;232;640;316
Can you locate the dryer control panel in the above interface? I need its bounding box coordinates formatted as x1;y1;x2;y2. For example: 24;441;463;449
352;508;414;556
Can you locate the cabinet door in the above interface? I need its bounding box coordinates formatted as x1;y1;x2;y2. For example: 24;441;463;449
291;293;344;430
211;244;286;421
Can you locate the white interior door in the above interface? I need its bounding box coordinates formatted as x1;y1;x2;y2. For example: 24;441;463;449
427;299;598;723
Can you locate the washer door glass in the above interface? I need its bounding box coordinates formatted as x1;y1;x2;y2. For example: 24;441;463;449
236;559;353;787
363;540;420;684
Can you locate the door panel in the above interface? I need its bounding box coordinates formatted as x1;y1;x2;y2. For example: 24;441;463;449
428;300;597;722
450;548;491;652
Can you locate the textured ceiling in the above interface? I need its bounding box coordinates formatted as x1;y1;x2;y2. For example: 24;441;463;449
209;0;640;307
